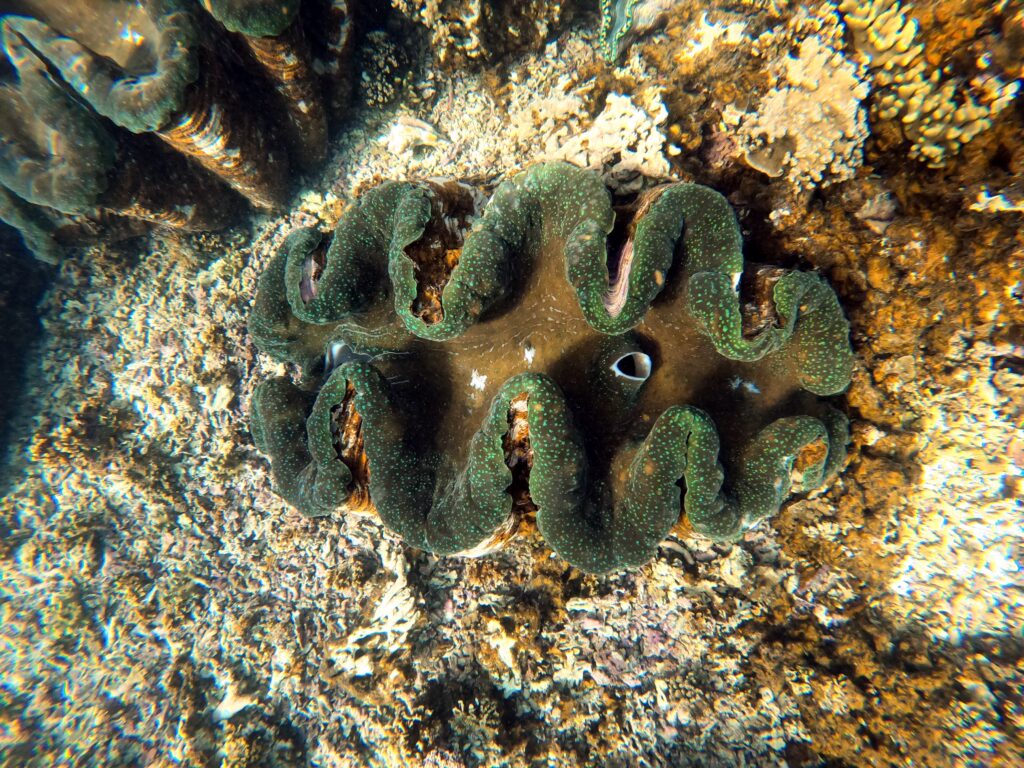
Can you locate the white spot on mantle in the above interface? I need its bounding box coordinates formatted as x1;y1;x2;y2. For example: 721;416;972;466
470;370;488;390
729;375;761;395
524;345;536;365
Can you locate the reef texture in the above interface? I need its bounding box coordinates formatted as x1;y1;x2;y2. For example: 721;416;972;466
390;0;576;68
249;162;852;574
1;2;1022;767
727;33;870;189
839;0;1019;167
630;0;1021;208
0;0;355;261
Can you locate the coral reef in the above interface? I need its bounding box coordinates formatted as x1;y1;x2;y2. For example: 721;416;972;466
0;0;355;260
727;34;871;189
539;90;673;190
391;0;576;68
358;29;412;107
2;4;1022;766
628;0;1019;219
248;162;853;574
839;0;1019;167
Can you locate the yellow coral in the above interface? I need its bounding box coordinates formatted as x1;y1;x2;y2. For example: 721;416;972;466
839;0;1019;166
731;30;870;190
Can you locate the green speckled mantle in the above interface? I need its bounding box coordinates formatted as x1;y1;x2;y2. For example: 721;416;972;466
249;162;854;574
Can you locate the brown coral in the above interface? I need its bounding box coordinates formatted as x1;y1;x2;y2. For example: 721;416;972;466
839;0;1019;167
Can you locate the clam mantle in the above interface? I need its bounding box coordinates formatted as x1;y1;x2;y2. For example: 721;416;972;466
249;162;854;574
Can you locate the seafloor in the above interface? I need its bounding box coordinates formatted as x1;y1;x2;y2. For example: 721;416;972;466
1;2;1022;767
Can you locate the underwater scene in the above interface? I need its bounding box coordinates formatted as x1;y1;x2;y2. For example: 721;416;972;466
0;0;1021;766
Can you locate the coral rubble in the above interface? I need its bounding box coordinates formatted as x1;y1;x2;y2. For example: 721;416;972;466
391;0;576;68
249;162;853;574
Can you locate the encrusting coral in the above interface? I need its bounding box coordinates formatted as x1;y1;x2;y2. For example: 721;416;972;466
0;0;355;260
731;33;870;190
248;162;853;574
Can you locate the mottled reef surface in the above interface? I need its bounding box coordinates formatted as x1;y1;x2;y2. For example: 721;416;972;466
1;2;1022;767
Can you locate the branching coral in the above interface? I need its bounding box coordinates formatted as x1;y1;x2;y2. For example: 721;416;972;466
0;0;354;259
248;162;853;574
838;0;1019;167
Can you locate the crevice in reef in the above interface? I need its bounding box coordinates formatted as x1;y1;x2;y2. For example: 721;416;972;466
605;185;670;317
0;243;48;479
502;392;536;517
738;264;787;340
330;381;374;514
300;237;330;303
404;181;482;325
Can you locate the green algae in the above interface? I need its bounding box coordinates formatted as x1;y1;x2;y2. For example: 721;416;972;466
249;162;854;574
